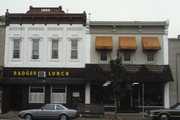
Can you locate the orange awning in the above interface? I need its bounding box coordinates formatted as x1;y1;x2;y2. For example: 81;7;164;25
119;37;137;50
96;37;112;50
142;37;161;50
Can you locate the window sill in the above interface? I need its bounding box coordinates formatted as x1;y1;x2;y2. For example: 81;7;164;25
11;59;22;62
49;59;61;62
30;59;41;62
68;59;80;62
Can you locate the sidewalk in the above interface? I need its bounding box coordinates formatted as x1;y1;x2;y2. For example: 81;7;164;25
0;111;149;120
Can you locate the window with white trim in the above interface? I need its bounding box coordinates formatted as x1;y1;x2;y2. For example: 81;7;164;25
146;52;155;62
13;39;20;59
123;52;131;62
51;40;59;59
29;86;44;103
100;52;108;61
32;39;39;59
51;86;66;103
71;40;78;59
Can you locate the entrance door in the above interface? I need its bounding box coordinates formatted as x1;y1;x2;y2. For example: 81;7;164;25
10;86;23;110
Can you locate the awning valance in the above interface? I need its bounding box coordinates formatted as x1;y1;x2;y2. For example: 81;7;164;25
85;64;173;83
2;78;85;85
95;37;112;50
119;37;137;50
142;37;161;50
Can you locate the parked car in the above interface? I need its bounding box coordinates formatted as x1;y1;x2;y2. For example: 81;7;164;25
18;104;78;120
144;103;180;120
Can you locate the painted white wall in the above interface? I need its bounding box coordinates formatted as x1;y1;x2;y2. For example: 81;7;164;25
4;24;87;68
164;82;170;108
85;82;91;104
90;34;167;65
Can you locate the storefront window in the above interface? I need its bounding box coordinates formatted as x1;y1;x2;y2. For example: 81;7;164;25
51;86;66;104
132;83;164;107
29;86;44;103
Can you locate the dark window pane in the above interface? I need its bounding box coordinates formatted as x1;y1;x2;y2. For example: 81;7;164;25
32;40;39;59
52;87;65;93
30;87;43;93
100;52;107;61
71;40;78;59
124;52;131;61
13;40;20;58
71;50;78;59
52;40;58;59
147;52;154;61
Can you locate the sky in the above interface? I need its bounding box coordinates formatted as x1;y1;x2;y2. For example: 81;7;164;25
1;0;180;38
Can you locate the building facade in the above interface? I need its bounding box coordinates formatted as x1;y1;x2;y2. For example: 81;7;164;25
88;21;173;112
0;16;5;113
3;6;90;113
168;35;180;106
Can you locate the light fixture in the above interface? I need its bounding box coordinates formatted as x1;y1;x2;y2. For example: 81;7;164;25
102;81;111;87
132;82;139;86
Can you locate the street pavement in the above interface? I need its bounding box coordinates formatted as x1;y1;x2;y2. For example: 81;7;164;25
0;111;149;120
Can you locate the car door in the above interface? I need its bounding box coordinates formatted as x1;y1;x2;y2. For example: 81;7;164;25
35;104;57;119
56;104;65;116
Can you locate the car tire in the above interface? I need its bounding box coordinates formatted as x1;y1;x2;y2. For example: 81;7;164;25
25;114;33;120
159;114;170;120
59;114;68;120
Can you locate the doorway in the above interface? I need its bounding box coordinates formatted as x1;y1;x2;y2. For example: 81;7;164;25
10;85;23;110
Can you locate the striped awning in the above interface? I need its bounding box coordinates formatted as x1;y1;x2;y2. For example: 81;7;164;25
142;37;161;50
95;37;112;50
119;37;137;50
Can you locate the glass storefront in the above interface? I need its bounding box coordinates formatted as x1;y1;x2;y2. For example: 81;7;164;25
132;82;164;107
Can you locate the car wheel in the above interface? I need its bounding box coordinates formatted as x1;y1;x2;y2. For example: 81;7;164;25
159;114;169;120
25;114;32;120
59;114;68;120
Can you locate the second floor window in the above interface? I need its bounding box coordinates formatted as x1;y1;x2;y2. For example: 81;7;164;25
100;52;108;61
147;52;155;62
32;39;39;59
123;52;131;62
13;39;20;59
71;40;78;59
52;40;59;59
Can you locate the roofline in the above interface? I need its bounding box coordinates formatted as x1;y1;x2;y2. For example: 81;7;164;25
90;20;169;26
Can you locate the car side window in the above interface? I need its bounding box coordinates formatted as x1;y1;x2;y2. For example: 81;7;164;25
43;104;55;110
56;105;64;110
176;105;180;109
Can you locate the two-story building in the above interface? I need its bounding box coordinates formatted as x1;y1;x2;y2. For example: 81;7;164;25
168;35;180;106
2;6;90;113
87;21;173;112
0;16;5;113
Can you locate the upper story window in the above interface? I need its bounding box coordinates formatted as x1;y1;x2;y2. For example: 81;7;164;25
100;52;108;61
32;39;39;59
52;40;59;59
13;39;20;59
146;52;155;62
71;40;78;59
123;52;131;62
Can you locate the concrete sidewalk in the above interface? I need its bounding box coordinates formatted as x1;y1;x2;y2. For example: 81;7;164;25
0;111;149;120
